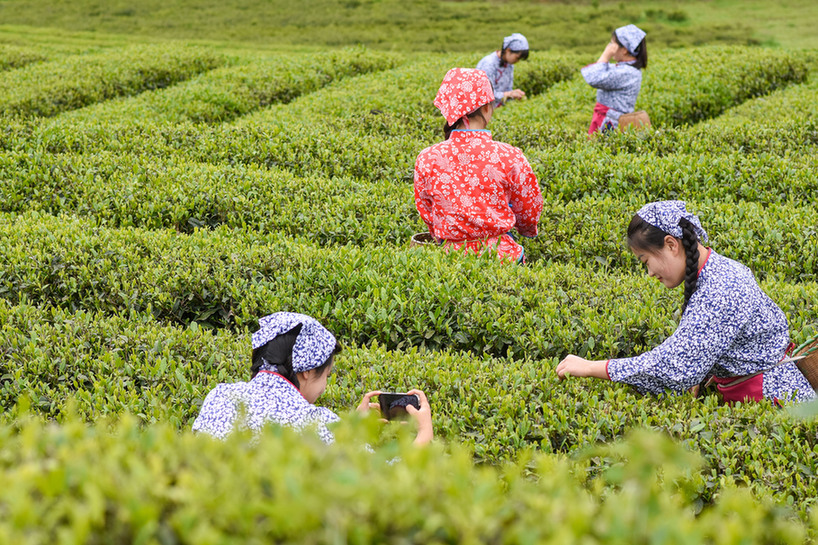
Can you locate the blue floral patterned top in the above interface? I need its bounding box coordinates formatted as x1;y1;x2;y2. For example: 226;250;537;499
192;371;340;443
608;250;815;403
580;61;642;127
476;52;515;107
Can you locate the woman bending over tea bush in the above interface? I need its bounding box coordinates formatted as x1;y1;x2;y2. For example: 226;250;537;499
582;24;647;134
476;33;529;107
414;67;543;263
193;312;434;444
556;201;815;404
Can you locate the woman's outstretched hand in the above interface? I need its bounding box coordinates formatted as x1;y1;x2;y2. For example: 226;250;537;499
506;89;526;100
556;355;610;381
405;389;434;445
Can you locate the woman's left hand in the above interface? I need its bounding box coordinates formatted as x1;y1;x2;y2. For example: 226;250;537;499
356;390;382;413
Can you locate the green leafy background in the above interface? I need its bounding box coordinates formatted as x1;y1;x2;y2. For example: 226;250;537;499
1;1;818;541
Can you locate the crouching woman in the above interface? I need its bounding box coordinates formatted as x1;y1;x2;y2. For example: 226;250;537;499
413;67;543;263
193;312;434;444
556;201;815;404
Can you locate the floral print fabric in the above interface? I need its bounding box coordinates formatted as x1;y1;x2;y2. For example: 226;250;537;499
608;251;815;403
476;53;515;107
251;312;337;373
614;24;646;56
192;371;340;443
413;130;543;262
636;200;709;242
434;68;495;125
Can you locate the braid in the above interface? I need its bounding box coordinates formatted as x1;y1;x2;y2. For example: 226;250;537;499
679;218;700;313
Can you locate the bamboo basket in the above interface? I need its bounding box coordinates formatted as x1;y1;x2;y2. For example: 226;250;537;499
793;334;818;391
618;110;651;131
410;232;436;248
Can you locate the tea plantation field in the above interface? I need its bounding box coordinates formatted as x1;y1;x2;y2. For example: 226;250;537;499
1;23;818;543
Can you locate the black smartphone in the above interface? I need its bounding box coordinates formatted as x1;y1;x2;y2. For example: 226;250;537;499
378;392;420;421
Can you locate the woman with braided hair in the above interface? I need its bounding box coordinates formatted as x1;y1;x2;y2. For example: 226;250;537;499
556;201;814;404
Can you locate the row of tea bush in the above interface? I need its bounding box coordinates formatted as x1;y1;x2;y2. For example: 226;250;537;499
0;148;815;279
1;409;812;544
1;297;817;517
0;44;225;118
2;38;817;533
1;212;815;358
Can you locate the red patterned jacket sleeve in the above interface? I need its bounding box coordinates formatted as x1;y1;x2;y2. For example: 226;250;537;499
507;151;542;238
413;151;435;237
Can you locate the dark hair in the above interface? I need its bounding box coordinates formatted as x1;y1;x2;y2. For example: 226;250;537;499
626;215;700;312
443;104;490;139
501;47;529;65
250;323;341;388
612;32;648;70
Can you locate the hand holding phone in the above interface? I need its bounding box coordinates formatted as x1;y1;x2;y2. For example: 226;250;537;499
378;392;420;421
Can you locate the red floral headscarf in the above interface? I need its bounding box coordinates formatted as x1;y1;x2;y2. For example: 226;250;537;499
433;68;495;126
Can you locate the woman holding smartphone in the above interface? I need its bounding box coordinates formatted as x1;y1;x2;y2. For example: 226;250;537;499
581;24;647;134
193;312;434;444
555;201;814;404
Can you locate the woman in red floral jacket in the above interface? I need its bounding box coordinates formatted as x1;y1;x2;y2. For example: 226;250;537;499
413;67;543;263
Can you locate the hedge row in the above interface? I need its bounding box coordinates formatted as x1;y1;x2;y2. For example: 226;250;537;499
528;197;818;282
4;112;816;202
527;145;818;204
1;298;818;519
0;213;815;360
0;44;223;118
1;151;815;280
539;75;818;157
0;150;415;242
55;47;404;125
1;410;812;543
0;44;47;71
239;51;582;129
0;48;809;172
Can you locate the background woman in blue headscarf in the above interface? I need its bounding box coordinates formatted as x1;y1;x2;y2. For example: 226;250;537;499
555;201;815;404
476;33;529;107
581;24;647;134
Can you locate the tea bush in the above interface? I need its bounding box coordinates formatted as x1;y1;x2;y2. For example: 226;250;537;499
56;47;404;125
0;44;47;71
0;44;223;117
0;412;811;543
2;36;818;534
0;153;815;280
1;297;817;516
0;151;417;242
0;213;815;360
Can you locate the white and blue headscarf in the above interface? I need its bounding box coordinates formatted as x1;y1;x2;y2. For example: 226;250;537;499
636;200;709;242
614;24;646;56
503;33;529;52
251;312;337;373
